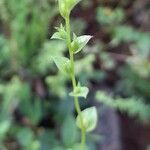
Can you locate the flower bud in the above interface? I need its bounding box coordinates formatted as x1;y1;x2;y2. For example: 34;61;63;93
58;0;69;18
58;0;80;18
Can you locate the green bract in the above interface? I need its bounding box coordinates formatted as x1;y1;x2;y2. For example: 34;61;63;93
71;34;92;54
58;0;81;18
69;83;89;98
51;24;67;40
76;107;98;132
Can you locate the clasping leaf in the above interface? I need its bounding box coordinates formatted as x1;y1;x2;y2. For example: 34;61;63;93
52;56;72;74
51;24;67;40
69;83;89;98
71;34;92;54
76;107;98;132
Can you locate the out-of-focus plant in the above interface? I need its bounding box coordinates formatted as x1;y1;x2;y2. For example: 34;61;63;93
0;0;59;149
111;22;150;103
51;0;98;149
0;76;30;148
96;91;150;121
0;0;58;74
96;7;125;26
96;5;150;122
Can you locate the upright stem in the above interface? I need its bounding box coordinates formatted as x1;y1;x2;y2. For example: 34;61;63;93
65;16;86;150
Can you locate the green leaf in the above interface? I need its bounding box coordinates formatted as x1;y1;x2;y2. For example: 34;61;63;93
61;115;79;147
69;83;89;98
76;107;98;132
52;56;72;74
71;35;92;54
51;24;67;40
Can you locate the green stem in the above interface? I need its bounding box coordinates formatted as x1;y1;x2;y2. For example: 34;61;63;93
81;129;86;150
65;16;86;150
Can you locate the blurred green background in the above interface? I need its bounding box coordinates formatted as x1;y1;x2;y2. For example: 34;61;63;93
0;0;150;150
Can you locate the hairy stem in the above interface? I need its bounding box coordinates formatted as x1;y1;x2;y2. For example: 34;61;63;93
65;16;86;150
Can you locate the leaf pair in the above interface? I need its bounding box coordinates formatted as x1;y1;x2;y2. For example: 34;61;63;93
51;25;92;55
76;107;98;132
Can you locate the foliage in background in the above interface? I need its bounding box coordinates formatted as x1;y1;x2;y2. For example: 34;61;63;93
96;6;150;121
96;91;150;121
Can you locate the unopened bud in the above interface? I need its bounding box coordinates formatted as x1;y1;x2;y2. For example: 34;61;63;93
58;0;80;18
